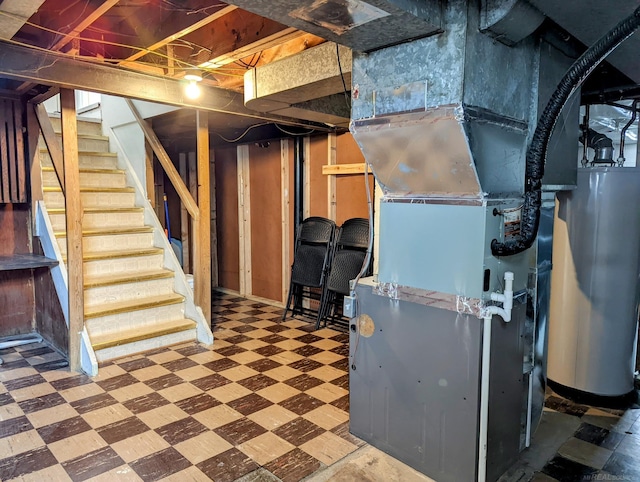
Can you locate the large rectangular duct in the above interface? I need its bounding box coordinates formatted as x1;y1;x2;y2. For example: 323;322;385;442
223;0;444;52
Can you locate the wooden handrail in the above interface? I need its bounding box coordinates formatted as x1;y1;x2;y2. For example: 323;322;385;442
125;99;199;219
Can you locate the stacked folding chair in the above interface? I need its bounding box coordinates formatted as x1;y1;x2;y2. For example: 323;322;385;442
316;218;370;329
282;216;336;321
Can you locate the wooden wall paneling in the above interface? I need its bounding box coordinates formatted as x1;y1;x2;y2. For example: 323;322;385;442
0;100;9;202
216;146;240;291
0;205;35;336
308;134;329;219
281;139;291;304
0;271;35;335
178;152;190;273
327;133;337;221
210;149;218;289
335;132;372;225
237;144;251;296
34;240;68;355
195;111;211;324
60;89;84;372
6;100;18;201
248;142;281;302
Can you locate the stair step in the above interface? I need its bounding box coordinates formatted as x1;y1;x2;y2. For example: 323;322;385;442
48;207;143;214
40;150;118;170
43;186;134;193
42;166;125;174
40;133;110;152
90;318;196;351
43;188;135;210
82;250;164;277
55;226;153;238
48;207;145;231
63;247;164;263
47;116;103;136
84;269;175;288
42;167;127;189
85;293;184;319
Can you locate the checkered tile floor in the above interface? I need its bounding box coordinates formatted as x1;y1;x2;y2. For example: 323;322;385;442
1;291;639;481
0;292;361;481
531;390;640;482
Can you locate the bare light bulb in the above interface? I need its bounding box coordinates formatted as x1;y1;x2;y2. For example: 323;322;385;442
185;80;201;99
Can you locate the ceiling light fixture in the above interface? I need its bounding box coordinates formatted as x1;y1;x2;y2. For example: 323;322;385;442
184;69;203;99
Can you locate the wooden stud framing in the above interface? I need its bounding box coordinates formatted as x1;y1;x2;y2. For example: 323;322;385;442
281;139;291;304
237;144;252;296
327;132;337;221
60;89;84;372
178;153;190;273
125;99;199;219
195;111;211;323
322;163;371;175
210;149;219;289
303;136;311;219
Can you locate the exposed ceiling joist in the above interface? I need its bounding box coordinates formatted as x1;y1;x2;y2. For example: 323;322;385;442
0;40;330;129
123;4;238;63
50;0;119;52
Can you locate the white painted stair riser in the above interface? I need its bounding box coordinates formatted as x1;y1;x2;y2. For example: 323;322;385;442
42;169;127;188
40;151;118;170
43;190;136;210
82;253;164;277
57;232;154;257
49;210;145;231
86;303;186;336
93;329;197;363
84;277;175;306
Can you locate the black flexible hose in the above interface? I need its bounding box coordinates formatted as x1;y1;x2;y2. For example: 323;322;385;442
491;5;640;257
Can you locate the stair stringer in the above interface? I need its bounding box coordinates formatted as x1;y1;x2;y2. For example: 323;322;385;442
34;200;69;327
108;130;213;346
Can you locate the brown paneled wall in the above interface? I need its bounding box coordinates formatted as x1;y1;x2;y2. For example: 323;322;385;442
215;145;240;292
249;142;283;301
0;99;27;204
0;204;35;336
213;132;370;304
335;133;371;225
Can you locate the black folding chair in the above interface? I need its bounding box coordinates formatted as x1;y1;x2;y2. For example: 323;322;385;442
316;218;370;329
282;217;336;321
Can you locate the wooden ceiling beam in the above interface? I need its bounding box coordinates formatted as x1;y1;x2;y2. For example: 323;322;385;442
0;40;330;130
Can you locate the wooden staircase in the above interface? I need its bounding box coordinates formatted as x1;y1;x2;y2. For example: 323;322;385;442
38;115;209;367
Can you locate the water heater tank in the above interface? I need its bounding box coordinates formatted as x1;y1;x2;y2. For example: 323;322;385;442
548;167;640;397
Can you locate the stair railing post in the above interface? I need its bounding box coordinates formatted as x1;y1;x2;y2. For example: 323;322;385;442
60;89;84;372
195;110;211;324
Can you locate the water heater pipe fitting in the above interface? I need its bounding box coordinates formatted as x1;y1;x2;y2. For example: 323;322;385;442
478;271;515;482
